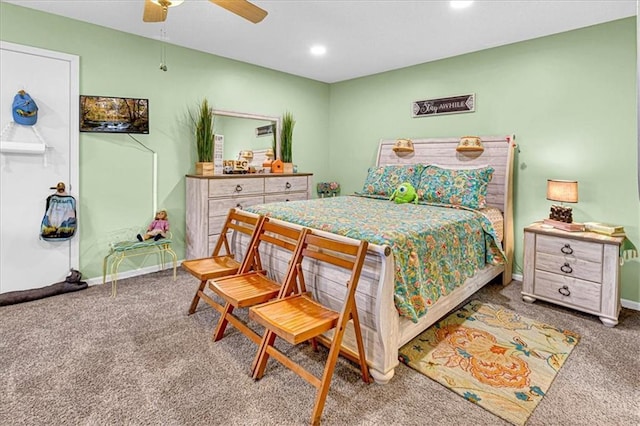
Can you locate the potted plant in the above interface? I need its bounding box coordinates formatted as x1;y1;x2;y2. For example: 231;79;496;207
280;111;295;173
190;98;214;176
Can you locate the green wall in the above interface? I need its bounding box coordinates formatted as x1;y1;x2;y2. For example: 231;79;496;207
2;4;638;303
328;18;639;303
1;3;331;280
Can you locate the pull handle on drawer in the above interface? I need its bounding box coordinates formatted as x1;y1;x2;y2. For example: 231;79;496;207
235;184;243;192
285;182;292;189
560;262;573;274
560;244;573;255
236;203;243;209
558;285;571;296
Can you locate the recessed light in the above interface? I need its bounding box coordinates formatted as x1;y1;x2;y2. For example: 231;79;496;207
310;45;327;56
450;1;474;9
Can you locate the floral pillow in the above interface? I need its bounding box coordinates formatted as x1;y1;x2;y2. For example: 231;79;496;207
360;164;425;197
417;165;494;209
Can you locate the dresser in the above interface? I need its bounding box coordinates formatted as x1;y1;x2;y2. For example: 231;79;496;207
186;173;313;259
522;222;624;327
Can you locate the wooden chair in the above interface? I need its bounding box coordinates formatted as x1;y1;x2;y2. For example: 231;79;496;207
250;230;371;426
183;208;263;315
208;217;306;344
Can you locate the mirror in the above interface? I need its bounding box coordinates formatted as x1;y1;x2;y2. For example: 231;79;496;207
213;109;280;164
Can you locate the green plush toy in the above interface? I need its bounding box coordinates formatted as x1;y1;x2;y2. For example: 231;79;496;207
389;182;418;204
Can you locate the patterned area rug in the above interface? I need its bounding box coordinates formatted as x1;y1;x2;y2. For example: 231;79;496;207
399;301;580;425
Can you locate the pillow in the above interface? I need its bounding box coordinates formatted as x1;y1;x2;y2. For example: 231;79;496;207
360;164;424;197
417;165;494;209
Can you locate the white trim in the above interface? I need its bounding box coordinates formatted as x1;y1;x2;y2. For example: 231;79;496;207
86;268;640;312
84;259;183;286
621;298;640;311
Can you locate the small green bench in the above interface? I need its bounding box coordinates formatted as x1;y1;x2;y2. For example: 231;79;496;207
103;234;177;297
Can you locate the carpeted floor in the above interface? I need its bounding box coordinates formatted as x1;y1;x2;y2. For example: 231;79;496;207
1;269;638;425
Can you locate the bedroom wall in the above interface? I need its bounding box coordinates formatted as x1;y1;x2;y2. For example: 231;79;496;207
328;18;640;304
1;4;638;305
0;3;331;280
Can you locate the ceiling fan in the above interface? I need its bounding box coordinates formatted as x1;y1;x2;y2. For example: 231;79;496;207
143;0;268;24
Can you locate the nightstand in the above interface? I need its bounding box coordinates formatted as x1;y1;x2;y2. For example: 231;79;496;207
522;222;624;327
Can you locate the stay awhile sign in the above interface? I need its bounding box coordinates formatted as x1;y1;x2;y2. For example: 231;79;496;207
412;93;475;117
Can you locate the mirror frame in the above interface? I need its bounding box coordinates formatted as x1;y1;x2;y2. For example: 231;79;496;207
212;109;281;160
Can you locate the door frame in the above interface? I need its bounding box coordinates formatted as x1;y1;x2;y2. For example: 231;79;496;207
1;41;80;270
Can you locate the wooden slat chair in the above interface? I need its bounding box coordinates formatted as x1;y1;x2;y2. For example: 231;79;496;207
183;208;263;315
208;218;306;344
250;230;371;426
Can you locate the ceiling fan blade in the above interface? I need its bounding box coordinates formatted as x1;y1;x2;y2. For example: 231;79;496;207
143;0;167;22
210;0;268;24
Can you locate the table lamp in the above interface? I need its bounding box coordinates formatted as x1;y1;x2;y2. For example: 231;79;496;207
543;179;584;231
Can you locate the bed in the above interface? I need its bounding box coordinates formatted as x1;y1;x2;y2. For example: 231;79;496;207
232;135;515;384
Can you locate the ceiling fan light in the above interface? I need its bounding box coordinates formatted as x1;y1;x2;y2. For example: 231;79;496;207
151;0;184;8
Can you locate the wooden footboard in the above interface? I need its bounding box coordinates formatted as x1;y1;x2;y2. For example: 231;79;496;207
231;220;503;383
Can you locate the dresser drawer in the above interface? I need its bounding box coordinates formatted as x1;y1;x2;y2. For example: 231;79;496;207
208;196;264;226
533;270;602;312
264;176;308;194
536;234;602;263
264;192;309;204
535;251;602;283
209;178;264;197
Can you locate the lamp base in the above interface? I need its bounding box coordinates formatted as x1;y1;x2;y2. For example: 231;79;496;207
549;204;573;223
543;218;585;232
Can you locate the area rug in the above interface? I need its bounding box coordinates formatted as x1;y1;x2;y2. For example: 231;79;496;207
398;301;580;425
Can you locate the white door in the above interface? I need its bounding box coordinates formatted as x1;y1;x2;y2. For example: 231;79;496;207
0;42;79;293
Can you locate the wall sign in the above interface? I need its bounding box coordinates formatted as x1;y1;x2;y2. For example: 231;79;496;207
255;124;273;137
412;93;475;117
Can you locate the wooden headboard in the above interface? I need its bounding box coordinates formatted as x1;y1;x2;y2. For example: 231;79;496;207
377;135;516;282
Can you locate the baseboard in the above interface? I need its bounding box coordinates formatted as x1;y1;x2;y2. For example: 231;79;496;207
85;265;639;312
621;298;640;311
84;260;184;286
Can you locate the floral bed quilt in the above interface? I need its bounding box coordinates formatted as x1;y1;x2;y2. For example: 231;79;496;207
246;195;504;322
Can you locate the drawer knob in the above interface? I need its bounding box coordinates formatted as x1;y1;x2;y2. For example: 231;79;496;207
285;182;292;189
236;203;243;209
558;285;571;296
285;199;290;202
235;184;243;192
560;262;573;274
560;244;573;255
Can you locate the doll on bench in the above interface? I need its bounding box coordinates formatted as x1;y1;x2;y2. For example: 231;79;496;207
137;209;169;242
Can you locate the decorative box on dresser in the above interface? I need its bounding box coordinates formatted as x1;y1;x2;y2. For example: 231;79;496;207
522;222;624;327
186;173;313;260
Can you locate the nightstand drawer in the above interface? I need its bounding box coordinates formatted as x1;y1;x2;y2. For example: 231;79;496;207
534;270;602;312
535;252;602;283
536;234;603;263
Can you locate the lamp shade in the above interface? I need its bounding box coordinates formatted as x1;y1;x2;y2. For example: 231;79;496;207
546;179;578;203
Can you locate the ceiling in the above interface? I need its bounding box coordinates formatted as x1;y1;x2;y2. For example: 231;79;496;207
4;0;637;83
